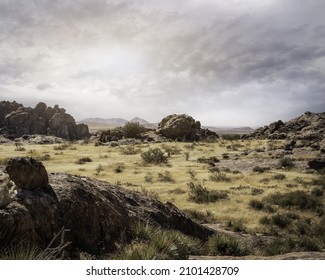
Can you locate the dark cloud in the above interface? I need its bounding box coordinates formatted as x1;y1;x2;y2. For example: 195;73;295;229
0;0;324;126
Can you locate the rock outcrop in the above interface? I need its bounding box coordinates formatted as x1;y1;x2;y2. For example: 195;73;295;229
157;114;218;141
244;111;325;151
0;158;214;255
0;101;90;140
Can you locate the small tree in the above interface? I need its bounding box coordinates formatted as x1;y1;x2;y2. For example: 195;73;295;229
122;121;146;139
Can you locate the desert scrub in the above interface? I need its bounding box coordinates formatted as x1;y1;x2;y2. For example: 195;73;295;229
209;172;231;182
264;191;323;212
119;145;141;155
187;182;228;203
161;144;181;156
278;157;295;168
75;157;93;164
122;121;146;138
141;148;168;164
113;163;125;173
205;235;252;256
157;171;175;183
252;166;270;173
118;223;202;260
14;142;25;151
272;173;286;180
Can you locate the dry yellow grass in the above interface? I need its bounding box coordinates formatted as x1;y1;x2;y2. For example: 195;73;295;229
1;139;323;234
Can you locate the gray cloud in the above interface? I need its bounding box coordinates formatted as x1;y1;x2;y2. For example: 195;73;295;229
0;0;324;126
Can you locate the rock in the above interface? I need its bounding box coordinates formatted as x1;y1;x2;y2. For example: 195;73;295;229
157;114;198;140
5;157;49;190
0;158;214;255
308;158;325;171
247;112;325;150
0;101;90;140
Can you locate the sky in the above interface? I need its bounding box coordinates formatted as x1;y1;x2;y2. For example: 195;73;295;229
0;0;325;127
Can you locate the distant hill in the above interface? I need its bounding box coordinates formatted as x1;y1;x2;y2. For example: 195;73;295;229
203;126;254;135
78;117;157;132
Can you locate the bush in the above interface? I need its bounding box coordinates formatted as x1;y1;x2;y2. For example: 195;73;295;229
205;235;251;256
209;172;231;182
187;182;228;204
157;171;175;183
141;148;168;164
75;157;93;164
249;199;265;211
251;188;264;195
264;191;323;211
253;166;270;173
122;121;146;138
119;145;141;155
272;174;286;180
279;157;295;168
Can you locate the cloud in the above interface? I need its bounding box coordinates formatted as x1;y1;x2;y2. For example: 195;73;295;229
0;0;324;126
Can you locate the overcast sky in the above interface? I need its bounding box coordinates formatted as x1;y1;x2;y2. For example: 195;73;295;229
1;0;324;126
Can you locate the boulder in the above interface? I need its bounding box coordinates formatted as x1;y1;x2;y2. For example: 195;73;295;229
5;157;49;190
0;101;89;140
0;158;214;255
308;158;325;171
157;114;200;141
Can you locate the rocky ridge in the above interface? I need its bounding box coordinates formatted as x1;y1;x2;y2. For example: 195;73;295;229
245;111;325;151
0;101;89;140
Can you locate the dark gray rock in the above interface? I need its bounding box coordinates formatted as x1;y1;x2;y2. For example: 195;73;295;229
5;157;49;190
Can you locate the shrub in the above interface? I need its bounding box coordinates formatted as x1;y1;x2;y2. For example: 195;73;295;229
95;164;104;175
264;191;323;211
251;188;264;195
253;166;270;173
114;164;125;173
205;235;251;256
161;144;181;156
122;121;146;139
279;157;295;168
272;174;286;180
197;156;219;166
157;171;175;183
127;223;202;259
14;142;25;151
209;172;231;182
53;144;70;150
187;169;197;180
187;182;228;204
75;157;93;164
311;187;324;197
141;148;168;164
119;145;141;155
249;199;265;211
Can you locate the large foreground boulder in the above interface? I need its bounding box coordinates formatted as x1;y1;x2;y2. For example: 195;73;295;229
0;158;213;255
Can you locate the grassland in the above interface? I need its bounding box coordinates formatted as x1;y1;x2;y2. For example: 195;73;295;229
1;138;323;240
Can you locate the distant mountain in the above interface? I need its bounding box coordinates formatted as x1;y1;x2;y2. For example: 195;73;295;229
78;117;157;131
203;126;254;134
130;117;157;129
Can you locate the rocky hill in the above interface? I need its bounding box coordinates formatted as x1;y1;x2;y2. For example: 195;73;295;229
0;101;89;140
245;111;325;152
